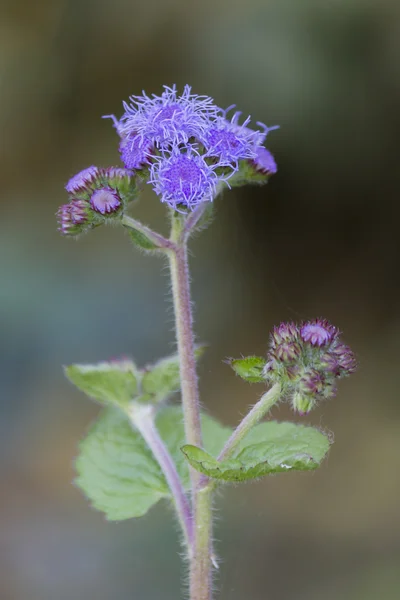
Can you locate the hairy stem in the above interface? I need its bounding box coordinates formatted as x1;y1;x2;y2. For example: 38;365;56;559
190;486;214;600
128;403;193;550
169;217;203;455
169;214;213;600
218;383;281;462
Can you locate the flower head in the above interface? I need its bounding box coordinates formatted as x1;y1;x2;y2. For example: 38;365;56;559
118;84;221;147
149;146;226;210
119;134;153;170
202;112;260;164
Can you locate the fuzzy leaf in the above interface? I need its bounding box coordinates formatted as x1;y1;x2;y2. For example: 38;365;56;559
65;360;139;409
75;406;231;520
229;356;267;383
182;421;331;482
127;227;160;251
141;346;206;402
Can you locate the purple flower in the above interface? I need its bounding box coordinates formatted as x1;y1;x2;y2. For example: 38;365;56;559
300;319;337;347
119;134;153;170
65;166;99;194
149;146;227;210
90;188;121;215
202;112;260;164
118;85;221;147
252;147;278;175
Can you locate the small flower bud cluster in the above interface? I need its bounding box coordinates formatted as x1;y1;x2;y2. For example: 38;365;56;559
105;84;278;211
57;166;138;236
264;319;357;415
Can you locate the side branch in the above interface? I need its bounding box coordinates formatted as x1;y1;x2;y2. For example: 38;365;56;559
129;403;193;551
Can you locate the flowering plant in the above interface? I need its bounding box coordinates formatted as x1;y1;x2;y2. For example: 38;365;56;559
58;85;356;600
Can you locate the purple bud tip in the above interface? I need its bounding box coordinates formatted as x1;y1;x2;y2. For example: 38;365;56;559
69;199;87;224
254;147;278;174
57;200;88;235
65;166;99;194
300;319;336;346
90;188;121;215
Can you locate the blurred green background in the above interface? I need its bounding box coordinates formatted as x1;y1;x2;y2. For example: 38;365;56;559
1;0;399;598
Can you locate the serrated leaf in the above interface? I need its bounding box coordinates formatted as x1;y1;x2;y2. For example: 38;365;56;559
141;346;206;402
182;421;331;482
229;356;267;383
65;360;139;409
75;405;231;520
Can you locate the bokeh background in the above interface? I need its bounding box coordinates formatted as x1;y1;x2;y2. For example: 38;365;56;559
1;0;400;598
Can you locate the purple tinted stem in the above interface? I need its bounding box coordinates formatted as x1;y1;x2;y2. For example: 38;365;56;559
129;404;193;550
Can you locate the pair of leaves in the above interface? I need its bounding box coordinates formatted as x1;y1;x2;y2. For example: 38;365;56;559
68;350;331;521
75;406;231;520
65;347;205;409
76;405;331;520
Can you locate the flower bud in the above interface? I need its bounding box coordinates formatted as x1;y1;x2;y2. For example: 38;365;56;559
57;200;92;236
291;392;317;416
58;166;139;237
264;318;356;415
90;188;121;215
65;166;100;196
300;319;336;346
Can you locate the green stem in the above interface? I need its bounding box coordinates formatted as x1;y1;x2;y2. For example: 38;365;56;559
218;383;281;462
190;486;214;600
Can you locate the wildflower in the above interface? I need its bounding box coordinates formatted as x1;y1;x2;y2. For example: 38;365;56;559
119;135;153;170
117;84;221;147
202;112;259;164
149;145;226;210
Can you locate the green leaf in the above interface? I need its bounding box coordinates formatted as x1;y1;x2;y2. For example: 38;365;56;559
75;405;231;520
127;227;160;251
141;346;206;402
193;202;214;232
182;421;331;482
229;356;267;383
65;360;139;409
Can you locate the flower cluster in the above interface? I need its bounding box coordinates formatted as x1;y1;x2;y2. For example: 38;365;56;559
57;85;278;234
106;84;278;211
57;166;138;236
264;319;357;414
